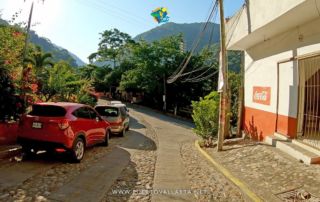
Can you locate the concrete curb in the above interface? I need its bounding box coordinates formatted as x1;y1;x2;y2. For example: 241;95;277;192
194;140;263;202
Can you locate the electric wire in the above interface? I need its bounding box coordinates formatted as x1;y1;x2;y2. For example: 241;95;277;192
185;4;245;83
168;0;217;78
182;5;219;82
167;0;219;84
182;66;216;82
184;70;219;83
226;5;245;48
76;0;152;28
168;1;218;83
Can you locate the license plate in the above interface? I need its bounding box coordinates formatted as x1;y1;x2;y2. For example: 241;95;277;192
32;122;42;129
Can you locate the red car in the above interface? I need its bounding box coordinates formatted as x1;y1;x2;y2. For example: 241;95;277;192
17;102;110;162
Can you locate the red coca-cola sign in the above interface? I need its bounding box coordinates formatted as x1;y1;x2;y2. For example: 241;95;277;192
253;86;271;105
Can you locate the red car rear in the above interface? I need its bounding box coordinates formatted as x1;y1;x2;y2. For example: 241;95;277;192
17;102;110;162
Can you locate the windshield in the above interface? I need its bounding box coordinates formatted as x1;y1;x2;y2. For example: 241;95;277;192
95;106;119;117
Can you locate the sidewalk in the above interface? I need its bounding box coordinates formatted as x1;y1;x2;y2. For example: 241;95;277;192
204;140;320;201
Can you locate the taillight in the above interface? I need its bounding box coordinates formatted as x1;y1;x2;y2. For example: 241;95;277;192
58;119;69;130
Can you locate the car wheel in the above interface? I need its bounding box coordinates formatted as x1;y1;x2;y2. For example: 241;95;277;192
71;137;85;163
21;145;37;159
120;128;125;137
102;130;109;146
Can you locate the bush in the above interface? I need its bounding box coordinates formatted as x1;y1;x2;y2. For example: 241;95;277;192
0;66;24;122
191;91;220;142
77;93;97;106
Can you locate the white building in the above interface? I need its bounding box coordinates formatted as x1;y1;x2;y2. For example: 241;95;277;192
227;0;320;149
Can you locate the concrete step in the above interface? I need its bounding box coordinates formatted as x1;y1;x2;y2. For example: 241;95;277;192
264;136;320;165
276;141;320;165
264;135;288;146
274;132;290;141
292;139;320;156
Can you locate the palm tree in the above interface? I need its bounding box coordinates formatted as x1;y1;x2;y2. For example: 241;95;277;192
24;46;54;71
24;46;54;97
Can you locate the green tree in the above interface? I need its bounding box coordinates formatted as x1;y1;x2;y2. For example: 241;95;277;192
0;25;25;80
24;46;54;97
24;46;54;71
88;28;133;67
43;61;84;101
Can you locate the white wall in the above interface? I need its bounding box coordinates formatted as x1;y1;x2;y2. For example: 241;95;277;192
227;0;320;50
244;17;320;118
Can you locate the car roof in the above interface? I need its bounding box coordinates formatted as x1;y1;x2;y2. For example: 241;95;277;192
95;104;122;108
113;103;126;107
110;100;122;103
34;102;86;110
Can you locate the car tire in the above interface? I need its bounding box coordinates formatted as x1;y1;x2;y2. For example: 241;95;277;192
102;130;109;147
120;128;125;137
21;145;37;159
70;137;85;163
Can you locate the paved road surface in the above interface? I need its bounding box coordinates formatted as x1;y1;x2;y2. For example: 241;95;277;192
129;106;198;202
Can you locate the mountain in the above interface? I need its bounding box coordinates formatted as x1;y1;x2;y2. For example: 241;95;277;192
68;52;86;66
29;31;86;67
0;18;85;67
134;22;220;52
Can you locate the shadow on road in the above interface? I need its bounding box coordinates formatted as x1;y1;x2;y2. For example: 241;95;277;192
129;116;145;130
120;130;156;151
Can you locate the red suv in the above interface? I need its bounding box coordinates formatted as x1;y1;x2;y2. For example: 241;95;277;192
17;102;110;162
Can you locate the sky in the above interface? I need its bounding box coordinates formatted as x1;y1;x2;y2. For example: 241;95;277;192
0;0;244;63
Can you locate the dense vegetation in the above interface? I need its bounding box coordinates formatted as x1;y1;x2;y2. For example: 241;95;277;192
0;15;242;140
0;18;85;67
0;20;95;122
86;28;242;128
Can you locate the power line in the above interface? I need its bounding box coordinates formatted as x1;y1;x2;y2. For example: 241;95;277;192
183;4;244;83
183;7;219;82
168;0;217;78
183;70;219;83
226;5;245;48
167;0;219;84
76;0;152;28
168;1;218;83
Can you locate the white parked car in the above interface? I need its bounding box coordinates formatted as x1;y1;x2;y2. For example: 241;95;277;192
110;101;122;105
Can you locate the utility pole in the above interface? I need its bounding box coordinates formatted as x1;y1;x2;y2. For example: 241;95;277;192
217;0;230;151
237;52;244;137
22;1;34;62
21;1;34;104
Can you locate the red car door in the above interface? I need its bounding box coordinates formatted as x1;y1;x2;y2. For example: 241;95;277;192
71;107;96;146
87;107;106;142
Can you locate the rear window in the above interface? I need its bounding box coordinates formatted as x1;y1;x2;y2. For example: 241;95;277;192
29;105;67;117
95;106;119;117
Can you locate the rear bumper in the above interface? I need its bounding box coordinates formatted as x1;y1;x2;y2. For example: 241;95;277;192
17;137;72;150
110;125;124;133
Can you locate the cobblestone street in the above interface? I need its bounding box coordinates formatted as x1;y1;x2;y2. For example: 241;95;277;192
206;140;320;201
0;104;249;202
